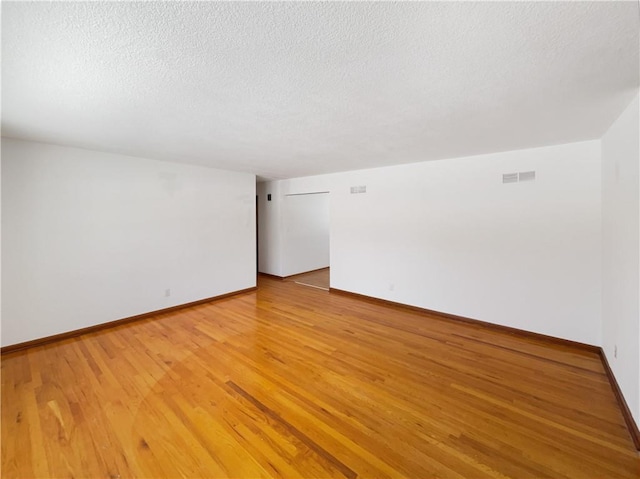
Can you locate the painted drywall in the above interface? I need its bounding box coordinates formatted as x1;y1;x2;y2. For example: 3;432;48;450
281;193;330;277
260;140;602;345
602;92;640;424
0;146;2;347
1;138;256;347
257;181;283;276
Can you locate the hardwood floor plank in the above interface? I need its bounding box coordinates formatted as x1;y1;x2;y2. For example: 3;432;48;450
2;276;638;478
227;381;357;479
283;268;331;290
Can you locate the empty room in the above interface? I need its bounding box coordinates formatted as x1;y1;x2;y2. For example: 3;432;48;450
2;1;639;478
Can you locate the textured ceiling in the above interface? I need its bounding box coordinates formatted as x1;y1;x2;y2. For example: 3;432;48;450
2;1;639;180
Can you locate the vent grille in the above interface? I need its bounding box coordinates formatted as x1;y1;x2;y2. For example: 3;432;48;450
503;171;536;184
350;185;367;194
519;171;536;182
502;173;518;184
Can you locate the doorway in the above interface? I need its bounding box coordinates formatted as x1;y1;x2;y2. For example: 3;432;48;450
282;192;330;289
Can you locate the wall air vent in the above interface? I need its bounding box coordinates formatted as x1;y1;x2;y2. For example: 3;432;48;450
503;171;536;184
350;185;367;194
502;173;518;184
519;171;536;182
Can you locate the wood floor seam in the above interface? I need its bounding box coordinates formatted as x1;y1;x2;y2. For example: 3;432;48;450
226;381;358;479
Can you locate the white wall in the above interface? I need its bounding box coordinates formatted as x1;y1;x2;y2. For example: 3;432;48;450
281;193;330;277
602;92;640;424
261;140;602;345
1;138;256;347
0;144;2;348
257;181;283;276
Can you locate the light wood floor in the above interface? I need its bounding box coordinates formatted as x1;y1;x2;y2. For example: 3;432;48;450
2;276;638;478
286;267;330;290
